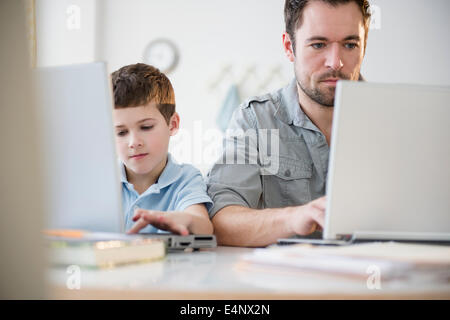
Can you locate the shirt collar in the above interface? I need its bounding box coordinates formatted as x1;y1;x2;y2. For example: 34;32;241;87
119;160;128;183
274;78;321;133
119;153;182;192
155;153;182;189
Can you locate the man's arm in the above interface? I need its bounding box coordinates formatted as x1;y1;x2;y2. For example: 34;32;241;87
212;197;326;247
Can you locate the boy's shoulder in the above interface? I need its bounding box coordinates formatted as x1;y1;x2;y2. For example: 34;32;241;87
160;154;204;188
163;155;213;211
170;154;201;174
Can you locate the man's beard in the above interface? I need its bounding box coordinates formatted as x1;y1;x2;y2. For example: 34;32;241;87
297;70;351;107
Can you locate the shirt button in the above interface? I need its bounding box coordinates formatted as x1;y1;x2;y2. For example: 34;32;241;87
285;169;291;177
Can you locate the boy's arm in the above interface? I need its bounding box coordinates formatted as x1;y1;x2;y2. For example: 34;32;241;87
182;203;214;235
126;203;213;235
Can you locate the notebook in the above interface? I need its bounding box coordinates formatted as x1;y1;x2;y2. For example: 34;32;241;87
44;230;166;268
241;242;450;280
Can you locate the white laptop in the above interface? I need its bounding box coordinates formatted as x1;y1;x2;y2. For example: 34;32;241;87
34;62;216;250
279;81;450;246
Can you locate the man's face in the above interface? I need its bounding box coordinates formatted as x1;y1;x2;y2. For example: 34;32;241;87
285;1;366;106
113;103;178;177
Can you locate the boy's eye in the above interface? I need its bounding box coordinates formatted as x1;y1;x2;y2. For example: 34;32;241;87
141;125;154;130
311;43;326;49
117;130;127;137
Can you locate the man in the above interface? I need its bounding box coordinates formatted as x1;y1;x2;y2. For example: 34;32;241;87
206;0;371;247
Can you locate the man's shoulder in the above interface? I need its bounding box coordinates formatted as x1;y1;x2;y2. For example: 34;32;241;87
239;88;283;112
228;81;294;130
231;86;286;130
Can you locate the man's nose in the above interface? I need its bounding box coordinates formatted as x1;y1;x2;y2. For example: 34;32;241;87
325;43;344;71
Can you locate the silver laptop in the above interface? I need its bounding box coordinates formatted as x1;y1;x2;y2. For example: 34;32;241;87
35;62;216;250
279;81;450;246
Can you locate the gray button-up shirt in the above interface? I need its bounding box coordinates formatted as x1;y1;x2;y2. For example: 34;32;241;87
206;78;329;218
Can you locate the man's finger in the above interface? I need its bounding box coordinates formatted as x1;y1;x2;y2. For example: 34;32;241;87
308;222;317;234
311;196;327;211
310;206;325;228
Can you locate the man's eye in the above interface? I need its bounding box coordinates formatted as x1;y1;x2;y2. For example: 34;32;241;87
141;125;154;130
311;43;326;49
344;43;358;49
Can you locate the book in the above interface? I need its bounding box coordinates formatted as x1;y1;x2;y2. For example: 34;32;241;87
239;242;450;280
44;229;166;269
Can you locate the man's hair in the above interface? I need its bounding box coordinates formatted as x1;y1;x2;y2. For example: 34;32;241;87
111;63;175;124
284;0;371;51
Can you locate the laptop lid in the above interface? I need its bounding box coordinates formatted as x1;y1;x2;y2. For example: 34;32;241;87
35;62;124;233
324;81;450;241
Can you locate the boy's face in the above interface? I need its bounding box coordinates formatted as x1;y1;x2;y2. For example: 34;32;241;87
113;103;179;177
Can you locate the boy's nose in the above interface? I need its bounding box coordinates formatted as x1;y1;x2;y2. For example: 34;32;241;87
129;142;143;149
128;133;143;149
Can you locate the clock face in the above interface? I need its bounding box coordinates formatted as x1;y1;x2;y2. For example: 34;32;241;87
143;39;179;73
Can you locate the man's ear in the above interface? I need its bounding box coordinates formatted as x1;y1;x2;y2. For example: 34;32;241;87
282;32;295;63
168;112;180;136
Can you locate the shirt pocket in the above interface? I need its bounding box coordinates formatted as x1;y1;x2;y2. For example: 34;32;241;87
263;155;313;208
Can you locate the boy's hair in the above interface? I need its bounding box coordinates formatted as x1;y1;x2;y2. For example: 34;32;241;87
111;63;175;124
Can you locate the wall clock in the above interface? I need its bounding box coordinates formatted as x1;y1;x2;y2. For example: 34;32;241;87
143;38;179;74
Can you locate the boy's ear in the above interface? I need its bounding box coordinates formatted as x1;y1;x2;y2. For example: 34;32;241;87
168;112;180;136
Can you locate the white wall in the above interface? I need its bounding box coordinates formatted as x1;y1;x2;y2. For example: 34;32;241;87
36;0;450;172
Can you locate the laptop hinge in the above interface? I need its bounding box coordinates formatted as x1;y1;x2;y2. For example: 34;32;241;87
336;234;353;241
352;231;450;242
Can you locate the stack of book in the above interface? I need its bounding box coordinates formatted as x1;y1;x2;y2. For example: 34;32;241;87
239;242;450;281
44;229;166;269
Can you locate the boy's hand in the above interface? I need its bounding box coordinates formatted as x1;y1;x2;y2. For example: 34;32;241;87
127;208;191;235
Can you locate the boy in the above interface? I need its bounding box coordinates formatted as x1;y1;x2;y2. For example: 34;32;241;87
111;63;213;235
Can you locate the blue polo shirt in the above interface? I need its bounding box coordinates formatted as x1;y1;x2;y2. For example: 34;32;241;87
120;153;213;233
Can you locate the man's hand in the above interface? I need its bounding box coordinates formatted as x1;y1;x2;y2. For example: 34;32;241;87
212;196;327;246
290;196;326;236
127;209;191;236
